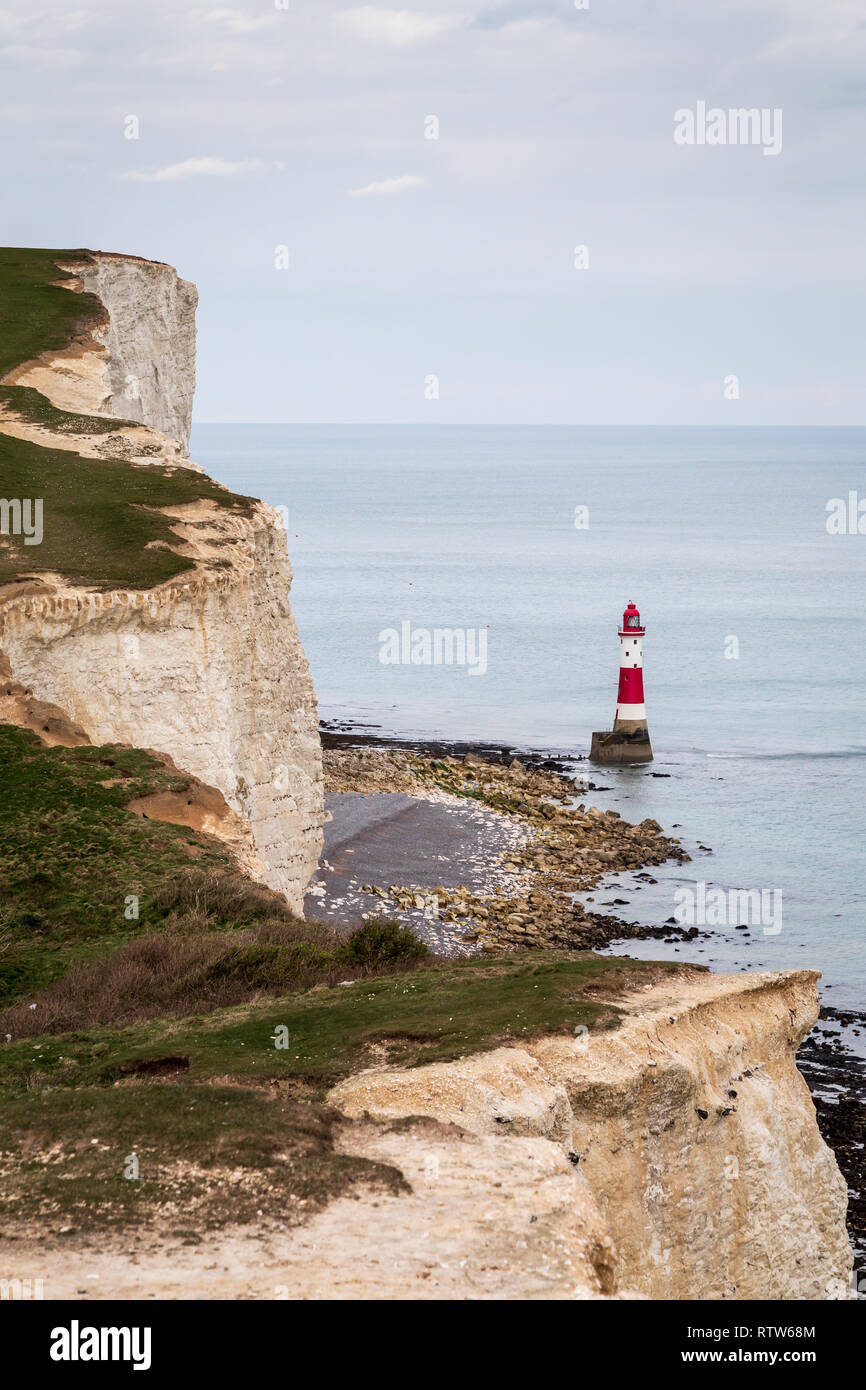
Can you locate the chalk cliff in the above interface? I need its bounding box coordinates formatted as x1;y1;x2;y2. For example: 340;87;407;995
328;969;852;1300
72;252;198;451
0;251;324;912
3;967;851;1301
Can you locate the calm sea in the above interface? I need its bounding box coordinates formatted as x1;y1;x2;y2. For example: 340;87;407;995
191;425;866;1009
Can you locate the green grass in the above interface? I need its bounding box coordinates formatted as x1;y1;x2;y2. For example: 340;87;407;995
0;431;256;589
0;726;235;1003
0;952;669;1095
0;727;430;1025
0;383;139;436
0;245;257;589
0;952;672;1229
0;725;673;1236
0;247;101;380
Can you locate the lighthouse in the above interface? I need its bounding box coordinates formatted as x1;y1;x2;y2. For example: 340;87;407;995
590;601;654;764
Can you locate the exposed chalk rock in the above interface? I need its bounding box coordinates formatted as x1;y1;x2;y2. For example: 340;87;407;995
330;1046;574;1146
0;649;89;747
125;749;267;886
0;501;324;911
71;253;198;454
329;969;853;1300
529;968;852;1300
0;1120;626;1302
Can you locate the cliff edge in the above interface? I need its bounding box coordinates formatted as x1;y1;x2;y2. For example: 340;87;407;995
0;963;851;1300
327;968;852;1300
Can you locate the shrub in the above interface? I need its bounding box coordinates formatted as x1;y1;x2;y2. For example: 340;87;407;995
340;919;428;970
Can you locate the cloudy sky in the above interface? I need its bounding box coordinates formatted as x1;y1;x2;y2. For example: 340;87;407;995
2;0;864;423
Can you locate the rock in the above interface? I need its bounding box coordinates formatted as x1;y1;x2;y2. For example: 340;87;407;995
76;254;198;450
331;1047;575;1146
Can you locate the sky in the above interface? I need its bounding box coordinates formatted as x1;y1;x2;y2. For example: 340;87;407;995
1;0;864;424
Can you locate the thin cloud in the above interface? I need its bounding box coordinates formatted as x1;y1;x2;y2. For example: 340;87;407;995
348;174;424;197
0;43;85;69
0;7;94;39
119;157;265;183
472;0;562;28
193;7;282;34
335;7;469;47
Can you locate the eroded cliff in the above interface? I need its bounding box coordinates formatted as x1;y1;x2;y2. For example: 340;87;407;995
328;969;852;1300
0;249;323;911
72;252;198;451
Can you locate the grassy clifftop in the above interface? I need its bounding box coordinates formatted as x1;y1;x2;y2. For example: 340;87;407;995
0;948;669;1233
0;726;677;1238
0;247;102;378
0;726;427;1017
0;430;255;589
0;245;255;591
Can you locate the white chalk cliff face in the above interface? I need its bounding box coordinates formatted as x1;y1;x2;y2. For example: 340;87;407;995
72;253;198;451
0;252;324;912
0;254;199;469
329;970;853;1300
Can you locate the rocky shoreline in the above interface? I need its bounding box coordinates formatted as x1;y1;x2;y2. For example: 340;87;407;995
322;734;695;954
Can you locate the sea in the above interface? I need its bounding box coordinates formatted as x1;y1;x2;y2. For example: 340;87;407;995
191;424;866;1012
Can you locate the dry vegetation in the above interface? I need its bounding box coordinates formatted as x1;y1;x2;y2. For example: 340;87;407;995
0;868;427;1037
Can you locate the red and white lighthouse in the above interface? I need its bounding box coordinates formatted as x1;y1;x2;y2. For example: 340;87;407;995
614;601;647;735
590;601;653;763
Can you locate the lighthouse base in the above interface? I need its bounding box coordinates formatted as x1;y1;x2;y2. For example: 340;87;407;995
590;729;654;765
